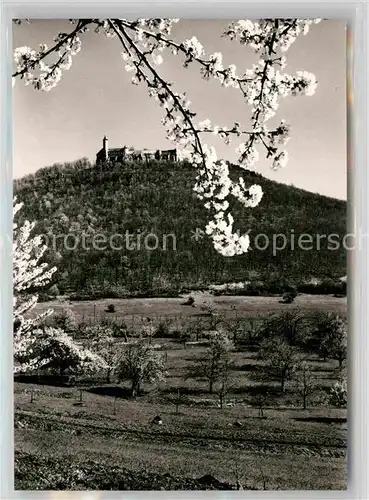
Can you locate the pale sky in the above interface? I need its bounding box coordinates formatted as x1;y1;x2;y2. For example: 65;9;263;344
13;19;347;199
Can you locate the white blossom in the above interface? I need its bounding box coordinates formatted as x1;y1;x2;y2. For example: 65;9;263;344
183;36;205;59
272;151;289;169
12;17;320;257
152;52;164;65
13;199;104;374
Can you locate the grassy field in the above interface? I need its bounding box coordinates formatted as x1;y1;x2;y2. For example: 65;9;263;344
29;293;347;329
14;299;347;491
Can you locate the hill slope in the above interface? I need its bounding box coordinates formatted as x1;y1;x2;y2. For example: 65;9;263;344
14;158;346;297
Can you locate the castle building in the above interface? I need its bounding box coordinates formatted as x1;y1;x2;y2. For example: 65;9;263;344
96;135;178;164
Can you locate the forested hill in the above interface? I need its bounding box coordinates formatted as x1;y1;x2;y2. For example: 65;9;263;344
14;158;346;298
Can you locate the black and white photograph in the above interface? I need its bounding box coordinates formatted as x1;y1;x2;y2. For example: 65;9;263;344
12;18;347;491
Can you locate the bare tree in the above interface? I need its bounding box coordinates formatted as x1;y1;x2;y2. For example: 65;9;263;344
292;361;318;409
215;359;235;409
189;329;233;393
251;392;271;418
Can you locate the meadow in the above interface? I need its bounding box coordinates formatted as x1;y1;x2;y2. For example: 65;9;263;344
29;292;347;329
15;293;347;491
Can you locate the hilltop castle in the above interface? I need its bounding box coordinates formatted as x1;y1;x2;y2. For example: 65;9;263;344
96;135;178;164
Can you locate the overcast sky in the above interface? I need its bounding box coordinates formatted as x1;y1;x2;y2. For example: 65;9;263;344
13;19;347;199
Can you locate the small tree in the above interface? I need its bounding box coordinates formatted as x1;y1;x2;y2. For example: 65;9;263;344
155;318;171;338
292;361;318;409
328;379;347;408
189;328;233;393
251;392;270;418
51;308;77;333
215;360;235;409
259;337;299;392
309;312;347;365
179;325;194;347
115;340;166;397
258;310;306;346
84;323;114;340
172;389;190;415
233;317;258;347
329;317;347;369
141;322;156;344
92;336;118;383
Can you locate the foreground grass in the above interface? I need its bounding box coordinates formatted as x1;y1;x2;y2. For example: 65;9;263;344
14;382;346;490
15;451;236;491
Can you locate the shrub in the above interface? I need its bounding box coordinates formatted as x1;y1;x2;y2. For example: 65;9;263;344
51;308;77;334
99;316;128;339
48;284;60;297
281;293;295;304
83;324;115;342
155;319;171;338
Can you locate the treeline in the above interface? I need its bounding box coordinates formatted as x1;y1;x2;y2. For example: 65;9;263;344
13;158;347;297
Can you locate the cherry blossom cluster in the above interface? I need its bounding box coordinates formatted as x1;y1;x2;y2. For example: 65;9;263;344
13;20;89;91
113;20;254;90
13;198;56;338
13;18;321;256
14;327;107;374
13;199;106;374
13;198;55;373
225;18;321;55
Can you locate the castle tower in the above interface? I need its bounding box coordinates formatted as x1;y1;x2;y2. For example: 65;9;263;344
103;135;109;161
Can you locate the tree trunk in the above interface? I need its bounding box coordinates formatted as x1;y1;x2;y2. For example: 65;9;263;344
303;394;307;410
281;378;286;392
209;380;213;393
131;380;139;397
